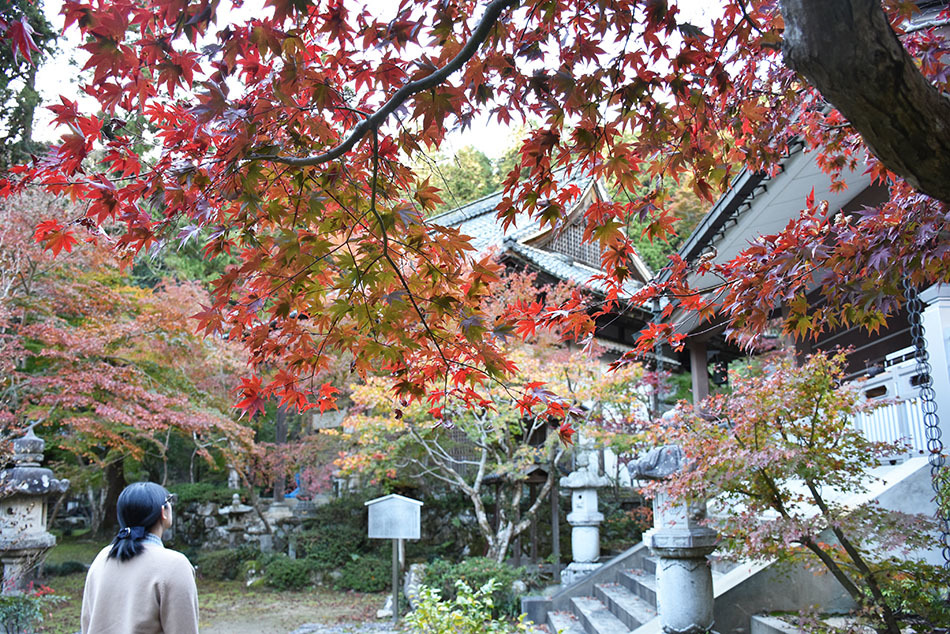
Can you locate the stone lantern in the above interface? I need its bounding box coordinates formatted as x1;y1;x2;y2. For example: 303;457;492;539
0;428;69;592
630;445;718;634
559;437;609;585
218;493;253;547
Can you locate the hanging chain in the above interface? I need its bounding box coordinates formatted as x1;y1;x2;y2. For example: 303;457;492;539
902;278;950;569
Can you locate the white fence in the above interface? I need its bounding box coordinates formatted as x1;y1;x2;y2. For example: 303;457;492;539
853;397;928;456
851;347;936;459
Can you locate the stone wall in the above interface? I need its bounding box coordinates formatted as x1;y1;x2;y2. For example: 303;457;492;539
173;497;321;553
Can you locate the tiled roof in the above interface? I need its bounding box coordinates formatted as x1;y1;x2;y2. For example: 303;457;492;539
505;241;643;298
428;172;594;253
427;173;648;298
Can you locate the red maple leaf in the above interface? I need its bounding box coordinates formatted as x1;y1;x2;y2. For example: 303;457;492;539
34;219;79;256
5;17;39;64
557;421;576;446
235;376;267;418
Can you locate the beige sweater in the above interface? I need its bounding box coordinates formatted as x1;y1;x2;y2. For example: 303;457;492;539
81;543;199;634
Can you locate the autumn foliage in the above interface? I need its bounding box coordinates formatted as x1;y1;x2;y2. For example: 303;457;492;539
0;0;944;424
655;353;949;632
0;191;252;528
338;270;647;561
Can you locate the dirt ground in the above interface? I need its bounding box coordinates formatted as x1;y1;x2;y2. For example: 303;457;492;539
198;581;386;634
39;573;388;634
39;538;390;634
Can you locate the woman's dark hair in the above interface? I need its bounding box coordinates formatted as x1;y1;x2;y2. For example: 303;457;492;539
108;482;169;561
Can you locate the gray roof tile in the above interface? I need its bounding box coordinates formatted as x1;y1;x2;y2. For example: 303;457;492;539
426;172;644;298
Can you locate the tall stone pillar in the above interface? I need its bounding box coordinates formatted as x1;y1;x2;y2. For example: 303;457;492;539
630;446;717;634
559;438;609;585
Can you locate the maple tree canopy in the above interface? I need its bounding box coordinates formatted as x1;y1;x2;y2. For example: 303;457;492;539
3;0;949;414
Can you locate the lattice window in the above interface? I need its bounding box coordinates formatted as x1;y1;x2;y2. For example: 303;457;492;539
548;221;604;268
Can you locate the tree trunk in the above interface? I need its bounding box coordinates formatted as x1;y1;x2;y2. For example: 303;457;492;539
86;487;103;536
781;0;950;203
273;404;288;501
98;459;126;536
17;65;37;149
46;490;66;531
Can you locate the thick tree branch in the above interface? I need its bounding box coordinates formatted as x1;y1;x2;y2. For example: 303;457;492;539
781;0;950;203
251;0;517;166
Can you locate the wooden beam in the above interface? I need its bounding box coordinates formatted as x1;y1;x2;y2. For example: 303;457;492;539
689;340;710;407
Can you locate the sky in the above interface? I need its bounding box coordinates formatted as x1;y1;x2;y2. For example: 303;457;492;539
33;0;721;158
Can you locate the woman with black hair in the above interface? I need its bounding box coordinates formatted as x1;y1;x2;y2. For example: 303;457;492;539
81;482;199;633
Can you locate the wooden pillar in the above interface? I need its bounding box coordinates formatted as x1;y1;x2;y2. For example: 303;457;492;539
689;339;709;407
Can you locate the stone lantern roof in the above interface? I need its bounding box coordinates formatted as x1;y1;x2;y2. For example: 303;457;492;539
0;428;70;499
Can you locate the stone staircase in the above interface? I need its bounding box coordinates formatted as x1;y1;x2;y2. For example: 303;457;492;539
548;556;659;634
526;543;732;634
523;457;937;634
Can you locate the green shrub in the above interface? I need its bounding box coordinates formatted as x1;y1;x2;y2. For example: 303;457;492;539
304;496;367;529
876;557;950;630
44;560;87;577
169;482;252;506
0;586;63;634
264;555;312;590
421;558;527;618
601;503;652;554
240;553;278;581
335;555;389;592
405;579;530;634
195;547;259;581
300;523;372;571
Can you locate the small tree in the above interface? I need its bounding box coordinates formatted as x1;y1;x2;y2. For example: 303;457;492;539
657;352;948;633
341;341;647;563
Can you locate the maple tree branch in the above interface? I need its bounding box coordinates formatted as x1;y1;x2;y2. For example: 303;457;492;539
249;0;517;166
796;534;865;602
802;476;901;631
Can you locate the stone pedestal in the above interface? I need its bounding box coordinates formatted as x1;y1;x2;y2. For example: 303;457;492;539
647;492;718;634
560;439;609;585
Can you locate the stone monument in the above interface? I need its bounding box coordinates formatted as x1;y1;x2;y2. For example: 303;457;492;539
559;437;609;584
0;428;69;592
629;445;717;634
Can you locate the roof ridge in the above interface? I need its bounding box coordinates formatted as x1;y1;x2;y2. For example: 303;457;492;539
428;168;595;225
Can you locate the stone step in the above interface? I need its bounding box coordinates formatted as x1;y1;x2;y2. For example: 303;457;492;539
594;583;657;630
618;568;656;606
547;610;588;634
631;554;656;575
570;596;631;634
630;617;662;634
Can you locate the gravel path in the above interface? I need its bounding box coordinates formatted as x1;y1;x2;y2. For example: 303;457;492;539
290;624;401;634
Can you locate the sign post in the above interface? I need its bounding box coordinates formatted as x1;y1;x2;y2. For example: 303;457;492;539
365;494;423;624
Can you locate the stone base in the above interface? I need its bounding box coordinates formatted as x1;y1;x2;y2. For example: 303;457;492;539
656;555;714;634
560;562;601;586
376;594;393;619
